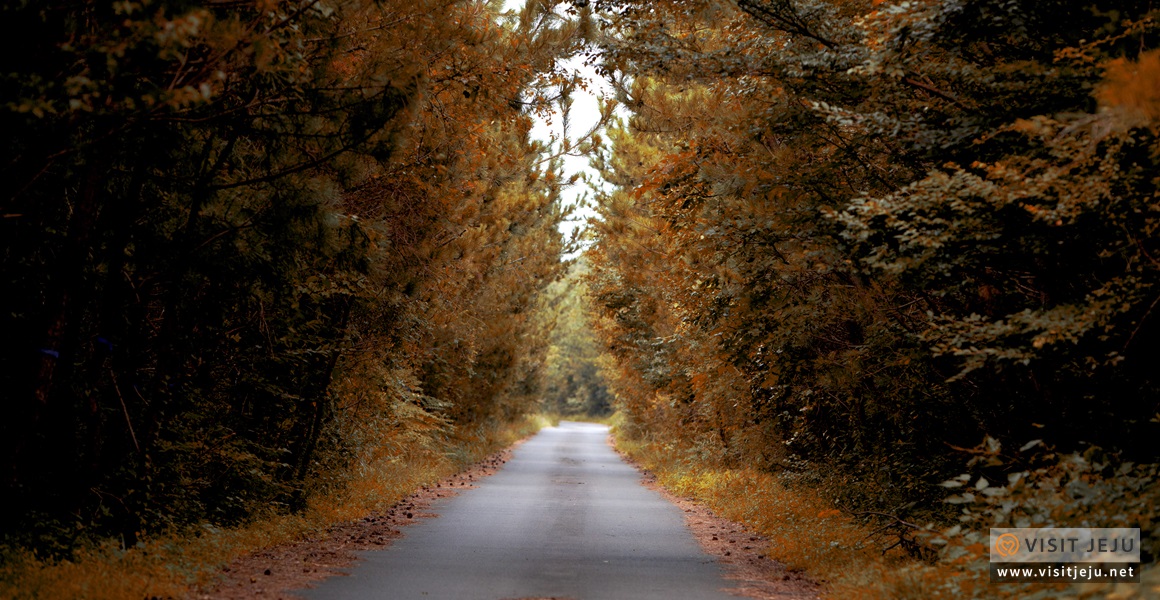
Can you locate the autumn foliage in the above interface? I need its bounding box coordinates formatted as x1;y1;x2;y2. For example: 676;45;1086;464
4;0;1160;596
0;0;585;561
588;0;1160;595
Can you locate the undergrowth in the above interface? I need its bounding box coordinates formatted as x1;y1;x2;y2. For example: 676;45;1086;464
612;423;1160;600
0;415;545;600
611;427;906;598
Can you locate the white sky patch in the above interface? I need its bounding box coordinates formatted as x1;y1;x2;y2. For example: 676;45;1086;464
504;0;610;260
535;56;612;259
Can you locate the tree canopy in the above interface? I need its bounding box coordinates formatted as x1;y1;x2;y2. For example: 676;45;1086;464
587;0;1160;564
1;0;587;551
3;0;1159;590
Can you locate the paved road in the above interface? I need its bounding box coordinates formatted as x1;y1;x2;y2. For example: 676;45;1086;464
302;421;738;600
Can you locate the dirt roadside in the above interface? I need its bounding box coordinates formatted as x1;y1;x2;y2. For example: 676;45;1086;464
613;440;823;600
194;448;516;600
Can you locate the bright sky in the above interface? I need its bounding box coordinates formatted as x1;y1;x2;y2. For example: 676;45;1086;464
504;0;611;259
534;56;610;258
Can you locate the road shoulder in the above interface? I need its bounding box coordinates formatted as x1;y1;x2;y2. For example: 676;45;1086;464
194;448;516;600
611;437;822;600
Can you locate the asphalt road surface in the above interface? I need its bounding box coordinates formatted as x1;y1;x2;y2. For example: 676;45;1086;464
301;421;739;600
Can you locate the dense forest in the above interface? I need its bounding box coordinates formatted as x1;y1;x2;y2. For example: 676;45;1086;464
540;259;614;416
587;0;1160;591
2;0;1159;596
0;0;588;554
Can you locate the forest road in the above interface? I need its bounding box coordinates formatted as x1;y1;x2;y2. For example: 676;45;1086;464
300;421;741;600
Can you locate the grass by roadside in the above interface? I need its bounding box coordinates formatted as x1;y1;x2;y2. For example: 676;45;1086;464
612;424;1160;600
610;429;906;599
0;414;548;600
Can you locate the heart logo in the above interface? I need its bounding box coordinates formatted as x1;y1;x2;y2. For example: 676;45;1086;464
994;533;1020;558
